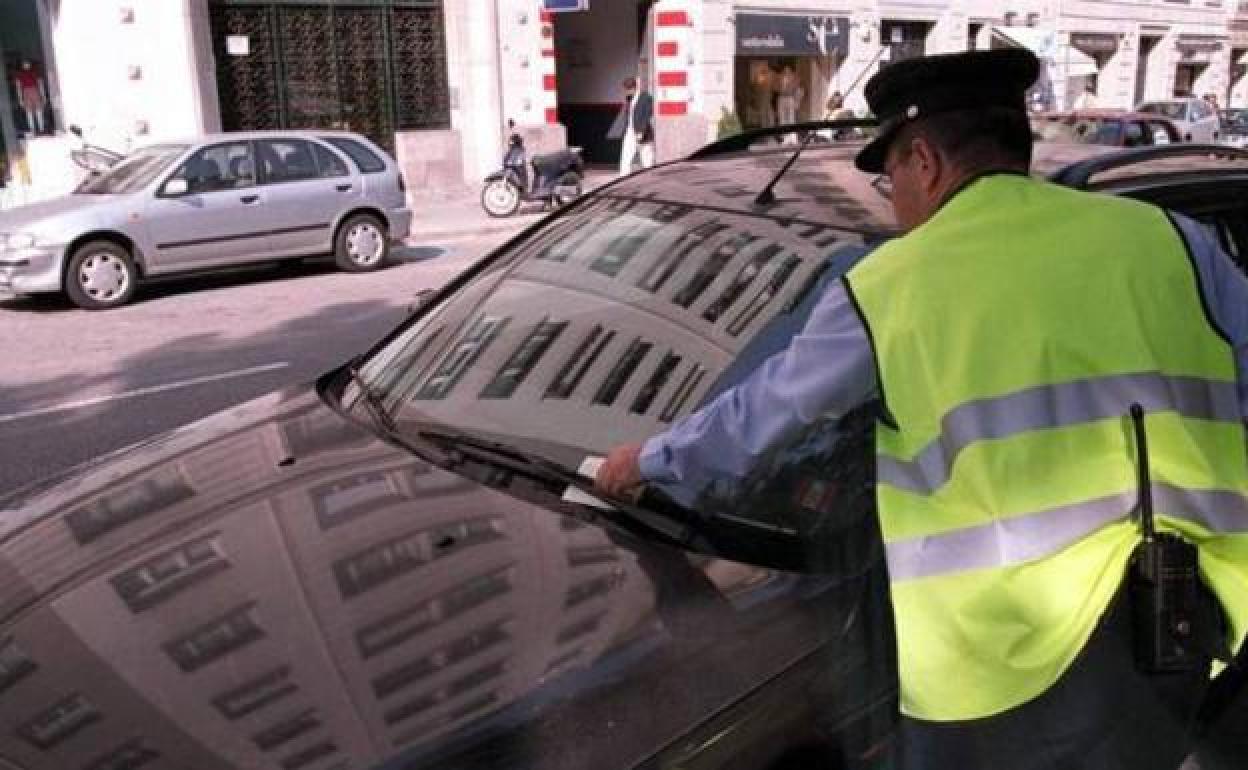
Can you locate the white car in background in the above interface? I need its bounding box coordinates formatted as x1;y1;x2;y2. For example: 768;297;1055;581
0;131;412;309
1136;98;1222;143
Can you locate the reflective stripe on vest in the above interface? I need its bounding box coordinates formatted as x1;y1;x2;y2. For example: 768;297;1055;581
886;483;1248;581
845;174;1248;721
877;371;1240;496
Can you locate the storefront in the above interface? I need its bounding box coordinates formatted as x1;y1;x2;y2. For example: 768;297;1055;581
0;0;59;190
207;0;451;153
733;13;849;131
880;20;932;66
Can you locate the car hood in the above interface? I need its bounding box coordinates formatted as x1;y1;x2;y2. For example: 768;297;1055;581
0;384;893;770
0;194;120;232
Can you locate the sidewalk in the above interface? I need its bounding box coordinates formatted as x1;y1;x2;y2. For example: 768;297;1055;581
405;168;616;244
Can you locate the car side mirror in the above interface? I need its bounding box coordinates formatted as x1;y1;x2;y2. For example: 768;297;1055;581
407;288;435;316
163;178;189;197
69;124;83;138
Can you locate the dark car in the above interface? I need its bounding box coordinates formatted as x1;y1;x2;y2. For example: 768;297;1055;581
2;129;1247;770
1032;110;1181;148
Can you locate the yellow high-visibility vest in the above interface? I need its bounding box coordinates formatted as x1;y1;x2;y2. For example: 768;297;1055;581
845;173;1248;721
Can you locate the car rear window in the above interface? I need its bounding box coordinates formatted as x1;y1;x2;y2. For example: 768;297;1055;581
322;137;387;173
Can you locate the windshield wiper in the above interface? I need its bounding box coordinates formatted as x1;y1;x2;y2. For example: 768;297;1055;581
412;425;712;547
344;357;397;435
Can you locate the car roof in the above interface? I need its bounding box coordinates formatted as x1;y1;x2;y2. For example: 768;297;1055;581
610;139;1248;236
1044;110;1177;122
148;129;380;147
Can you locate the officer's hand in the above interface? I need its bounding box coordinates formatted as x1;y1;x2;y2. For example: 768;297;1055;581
596;443;644;498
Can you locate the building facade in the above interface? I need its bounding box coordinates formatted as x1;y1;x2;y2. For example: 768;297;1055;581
2;0;1246;207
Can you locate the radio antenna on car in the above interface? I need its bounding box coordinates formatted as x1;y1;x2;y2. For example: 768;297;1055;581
755;130;817;206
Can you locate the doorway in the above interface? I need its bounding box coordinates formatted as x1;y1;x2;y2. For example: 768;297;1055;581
553;0;652;164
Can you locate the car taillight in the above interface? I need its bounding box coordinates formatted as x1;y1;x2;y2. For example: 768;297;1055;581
397;173;406;193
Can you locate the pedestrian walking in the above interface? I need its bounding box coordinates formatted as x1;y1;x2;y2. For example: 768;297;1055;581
608;76;655;177
595;48;1248;769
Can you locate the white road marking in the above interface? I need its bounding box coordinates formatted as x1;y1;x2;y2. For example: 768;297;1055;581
0;362;291;425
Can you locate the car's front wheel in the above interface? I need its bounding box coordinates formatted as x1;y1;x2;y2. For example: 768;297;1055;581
65;240;138;310
334;213;390;273
482;178;521;218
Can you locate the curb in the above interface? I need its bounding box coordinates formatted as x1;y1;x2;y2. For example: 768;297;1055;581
408;221;535;244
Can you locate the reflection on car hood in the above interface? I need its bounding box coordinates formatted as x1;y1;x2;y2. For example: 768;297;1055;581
0;194;119;232
0;385;891;770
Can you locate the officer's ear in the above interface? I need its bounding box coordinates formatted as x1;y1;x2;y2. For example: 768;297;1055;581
908;135;945;193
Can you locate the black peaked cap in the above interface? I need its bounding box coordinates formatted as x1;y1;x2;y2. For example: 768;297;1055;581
855;48;1040;173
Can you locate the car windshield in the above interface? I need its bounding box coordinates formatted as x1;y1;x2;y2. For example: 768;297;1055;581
1138;101;1186;120
1034;117;1124;146
1224;109;1248;128
349;159;890;570
75;144;188;194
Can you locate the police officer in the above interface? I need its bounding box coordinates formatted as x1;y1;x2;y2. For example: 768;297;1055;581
595;49;1248;769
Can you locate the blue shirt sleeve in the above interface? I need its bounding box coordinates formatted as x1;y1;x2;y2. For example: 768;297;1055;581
638;279;878;490
1170;213;1248;418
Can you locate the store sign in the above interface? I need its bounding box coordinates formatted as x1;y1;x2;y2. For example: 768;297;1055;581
736;14;850;58
542;0;588;12
1070;33;1118;56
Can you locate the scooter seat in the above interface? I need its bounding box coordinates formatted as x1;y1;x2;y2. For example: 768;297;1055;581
531;149;579;173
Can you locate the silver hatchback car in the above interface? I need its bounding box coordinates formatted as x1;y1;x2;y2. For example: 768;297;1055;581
0;131;413;309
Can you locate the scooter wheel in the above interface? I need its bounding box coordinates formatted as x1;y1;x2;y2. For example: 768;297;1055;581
482;179;522;218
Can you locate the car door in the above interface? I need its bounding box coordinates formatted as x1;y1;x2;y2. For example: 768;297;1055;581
143;141;275;271
254;138;360;258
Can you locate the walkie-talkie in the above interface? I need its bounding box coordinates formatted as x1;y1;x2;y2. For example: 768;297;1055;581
1127;403;1204;673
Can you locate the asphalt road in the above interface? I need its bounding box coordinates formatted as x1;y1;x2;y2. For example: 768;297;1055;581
0;235;503;496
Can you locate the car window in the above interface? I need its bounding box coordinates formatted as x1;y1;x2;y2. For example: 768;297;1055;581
1124;121;1147;147
312;142;349;178
1139;102;1185;121
321;136;387;173
256;139;320;184
167;141;255;195
75;144;187;195
1036;117;1122;146
355;192;879;570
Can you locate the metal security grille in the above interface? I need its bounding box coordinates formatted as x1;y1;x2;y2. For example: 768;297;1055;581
209;1;450;152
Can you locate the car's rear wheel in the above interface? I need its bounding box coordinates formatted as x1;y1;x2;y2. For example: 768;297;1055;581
554;172;583;207
334;213;389;273
65;240;138;310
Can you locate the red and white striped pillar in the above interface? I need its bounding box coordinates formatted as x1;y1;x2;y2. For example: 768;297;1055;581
539;7;559;125
653;1;693;117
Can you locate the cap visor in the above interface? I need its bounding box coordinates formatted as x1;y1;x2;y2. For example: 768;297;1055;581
855;135;890;173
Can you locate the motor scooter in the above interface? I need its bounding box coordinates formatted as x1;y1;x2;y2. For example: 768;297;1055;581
481;122;584;218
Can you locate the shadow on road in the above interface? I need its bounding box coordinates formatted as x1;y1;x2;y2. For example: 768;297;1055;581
0;247;448;313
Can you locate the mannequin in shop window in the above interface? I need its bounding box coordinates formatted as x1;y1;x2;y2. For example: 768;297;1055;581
775;65;804;129
13;60;48;136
